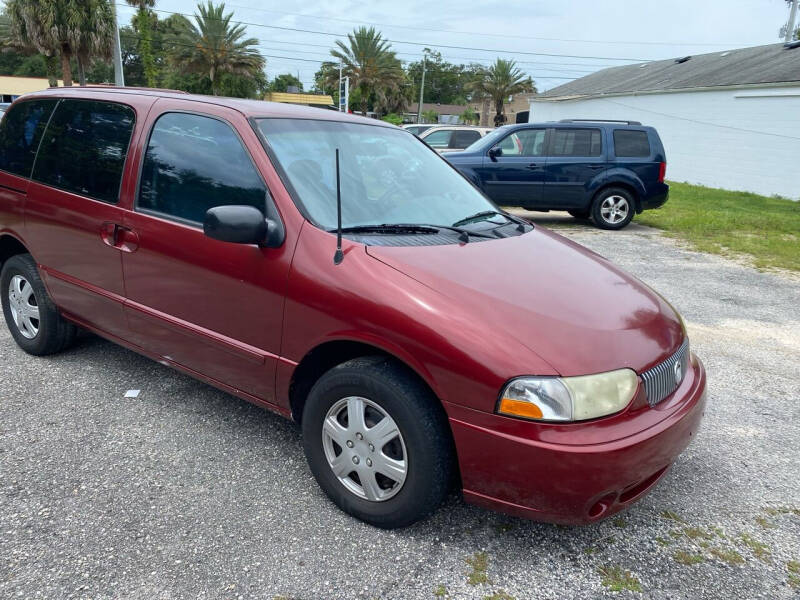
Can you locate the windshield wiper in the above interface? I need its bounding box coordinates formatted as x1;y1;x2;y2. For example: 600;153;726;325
452;210;529;231
334;223;495;242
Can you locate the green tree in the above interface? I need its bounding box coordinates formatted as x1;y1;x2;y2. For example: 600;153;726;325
269;73;303;92
406;50;483;106
460;106;478;125
330;26;404;116
421;109;438;124
126;0;158;87
468;58;535;127
381;113;402;126
5;0;114;87
167;1;265;96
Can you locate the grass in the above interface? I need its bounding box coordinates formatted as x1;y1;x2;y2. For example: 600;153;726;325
637;181;800;271
660;510;686;524
484;592;515;600
788;561;800;589
434;584;448;598
683;527;714;541
710;547;745;566
673;551;705;566
739;533;771;562
466;552;490;586
597;565;642;593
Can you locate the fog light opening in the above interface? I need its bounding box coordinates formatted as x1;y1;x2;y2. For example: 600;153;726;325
588;493;618;520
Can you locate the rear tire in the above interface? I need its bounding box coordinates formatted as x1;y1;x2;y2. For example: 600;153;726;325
301;356;454;529
591;187;635;230
1;254;76;355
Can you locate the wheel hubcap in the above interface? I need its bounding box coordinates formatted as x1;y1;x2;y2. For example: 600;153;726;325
600;195;630;224
8;275;39;339
322;396;408;502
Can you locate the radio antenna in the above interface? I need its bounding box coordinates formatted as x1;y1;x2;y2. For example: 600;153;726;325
334;148;344;265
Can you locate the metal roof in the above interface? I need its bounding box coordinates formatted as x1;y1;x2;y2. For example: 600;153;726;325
535;43;800;101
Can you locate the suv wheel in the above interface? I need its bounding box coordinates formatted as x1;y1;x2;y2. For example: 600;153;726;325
591;188;635;230
301;356;454;529
1;254;76;355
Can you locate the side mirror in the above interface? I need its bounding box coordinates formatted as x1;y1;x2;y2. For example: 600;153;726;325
488;146;503;161
203;205;284;248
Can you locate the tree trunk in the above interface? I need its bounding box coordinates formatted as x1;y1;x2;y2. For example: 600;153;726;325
77;56;87;86
45;55;59;87
494;98;505;127
60;44;73;87
210;66;217;95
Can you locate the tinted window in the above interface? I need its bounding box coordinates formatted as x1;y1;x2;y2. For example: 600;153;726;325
0;99;57;179
451;130;481;149
497;129;545;156
614;130;651;157
138;112;266;224
551;128;602;157
423;129;452;148
33;99;134;203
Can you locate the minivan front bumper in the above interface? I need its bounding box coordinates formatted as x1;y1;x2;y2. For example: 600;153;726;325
447;354;706;524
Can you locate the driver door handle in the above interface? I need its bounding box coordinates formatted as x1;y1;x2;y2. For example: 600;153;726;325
526;163;541;169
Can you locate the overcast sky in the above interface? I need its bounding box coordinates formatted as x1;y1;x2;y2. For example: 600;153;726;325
115;0;795;92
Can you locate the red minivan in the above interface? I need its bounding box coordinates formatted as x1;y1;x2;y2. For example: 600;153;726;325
0;88;706;528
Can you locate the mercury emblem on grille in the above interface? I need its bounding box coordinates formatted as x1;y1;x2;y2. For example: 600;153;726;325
674;360;682;385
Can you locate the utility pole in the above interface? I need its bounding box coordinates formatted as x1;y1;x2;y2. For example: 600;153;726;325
786;0;799;42
338;61;343;111
416;53;426;124
111;1;125;86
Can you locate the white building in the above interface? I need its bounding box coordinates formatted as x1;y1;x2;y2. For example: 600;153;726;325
530;42;800;200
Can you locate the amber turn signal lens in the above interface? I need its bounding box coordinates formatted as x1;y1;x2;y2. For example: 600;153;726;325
498;397;544;419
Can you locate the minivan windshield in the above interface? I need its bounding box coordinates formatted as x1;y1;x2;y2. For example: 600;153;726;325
256;118;497;231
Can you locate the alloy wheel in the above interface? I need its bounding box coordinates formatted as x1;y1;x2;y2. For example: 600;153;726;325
8;275;39;339
321;396;408;502
600;195;630;225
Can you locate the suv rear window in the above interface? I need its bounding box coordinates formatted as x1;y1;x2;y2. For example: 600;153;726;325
613;130;651;157
32;99;135;203
0;99;57;179
551;128;602;156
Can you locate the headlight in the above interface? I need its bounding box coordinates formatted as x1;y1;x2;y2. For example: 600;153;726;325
498;369;639;422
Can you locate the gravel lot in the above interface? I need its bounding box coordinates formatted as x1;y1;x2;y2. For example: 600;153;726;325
1;214;799;600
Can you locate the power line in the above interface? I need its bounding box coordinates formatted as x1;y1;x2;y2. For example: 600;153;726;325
126;5;652;63
214;1;742;48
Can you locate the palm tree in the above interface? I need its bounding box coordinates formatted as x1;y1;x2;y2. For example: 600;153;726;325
330;27;404;116
126;0;158;87
168;2;265;96
468;59;535;127
5;0;114;87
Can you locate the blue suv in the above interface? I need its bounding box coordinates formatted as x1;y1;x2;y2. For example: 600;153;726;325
444;120;668;229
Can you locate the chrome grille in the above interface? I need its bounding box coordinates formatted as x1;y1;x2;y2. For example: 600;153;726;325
641;339;690;407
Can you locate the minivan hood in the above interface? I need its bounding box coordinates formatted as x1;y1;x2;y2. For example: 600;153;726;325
366;227;684;377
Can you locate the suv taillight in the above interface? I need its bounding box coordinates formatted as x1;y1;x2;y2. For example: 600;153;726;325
658;162;666;183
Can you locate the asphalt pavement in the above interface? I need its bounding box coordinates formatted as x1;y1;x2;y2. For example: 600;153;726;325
1;213;799;599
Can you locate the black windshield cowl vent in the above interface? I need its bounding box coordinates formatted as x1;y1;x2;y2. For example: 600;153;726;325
674;56;691;64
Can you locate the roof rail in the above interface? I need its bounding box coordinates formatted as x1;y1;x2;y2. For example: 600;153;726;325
558;119;642;126
54;85;189;94
785;40;800;50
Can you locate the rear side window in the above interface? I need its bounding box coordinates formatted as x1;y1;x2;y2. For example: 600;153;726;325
613;130;651;157
423;129;452;148
138;112;267;224
451;130;481;149
0;99;57;179
551;128;602;156
32;99;135;203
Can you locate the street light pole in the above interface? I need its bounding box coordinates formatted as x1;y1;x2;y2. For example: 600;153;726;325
786;0;799;43
416;54;426;124
111;1;125;86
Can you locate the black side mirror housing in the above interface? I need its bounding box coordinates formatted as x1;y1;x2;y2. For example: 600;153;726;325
488;146;503;161
203;205;284;248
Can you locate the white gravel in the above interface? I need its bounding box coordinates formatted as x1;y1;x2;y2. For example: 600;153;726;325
1;213;798;599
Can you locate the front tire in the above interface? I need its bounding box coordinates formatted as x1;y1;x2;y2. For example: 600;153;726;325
1;254;76;355
591;187;635;230
301;356;454;529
